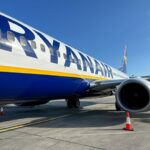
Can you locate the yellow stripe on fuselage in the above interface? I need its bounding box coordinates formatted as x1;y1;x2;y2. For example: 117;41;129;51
0;66;109;80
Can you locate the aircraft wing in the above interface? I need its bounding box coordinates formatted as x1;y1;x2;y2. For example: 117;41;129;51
89;76;150;94
90;79;124;92
87;76;150;113
86;79;125;98
142;76;150;81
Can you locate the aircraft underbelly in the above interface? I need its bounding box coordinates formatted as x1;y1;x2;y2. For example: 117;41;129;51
0;72;90;101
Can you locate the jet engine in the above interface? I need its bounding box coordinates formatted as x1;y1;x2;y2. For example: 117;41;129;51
116;78;150;112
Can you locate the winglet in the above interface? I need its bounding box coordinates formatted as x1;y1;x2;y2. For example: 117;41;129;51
119;45;127;73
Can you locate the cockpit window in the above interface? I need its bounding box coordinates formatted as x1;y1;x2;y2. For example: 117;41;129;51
7;31;15;42
20;36;27;46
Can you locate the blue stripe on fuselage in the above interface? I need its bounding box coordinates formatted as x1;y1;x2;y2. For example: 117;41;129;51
0;72;90;101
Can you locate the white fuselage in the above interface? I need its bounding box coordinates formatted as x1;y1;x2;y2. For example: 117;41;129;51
0;12;129;103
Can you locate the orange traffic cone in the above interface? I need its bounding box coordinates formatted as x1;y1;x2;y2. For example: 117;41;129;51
0;107;4;116
123;112;134;131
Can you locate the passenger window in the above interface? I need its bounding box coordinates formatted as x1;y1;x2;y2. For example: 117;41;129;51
31;41;36;49
63;53;66;59
40;44;45;52
69;56;75;62
83;62;87;67
71;58;75;63
69;55;72;61
7;31;15;42
74;59;77;64
20;36;27;46
57;51;60;57
78;59;81;65
0;29;1;39
49;49;60;57
50;48;54;55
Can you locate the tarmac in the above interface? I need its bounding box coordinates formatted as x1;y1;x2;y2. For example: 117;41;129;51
0;96;150;150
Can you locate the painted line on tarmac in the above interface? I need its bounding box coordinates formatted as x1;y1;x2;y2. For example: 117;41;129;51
0;109;92;134
0;114;70;133
0;103;114;134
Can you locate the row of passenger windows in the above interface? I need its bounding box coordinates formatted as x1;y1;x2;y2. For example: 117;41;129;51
0;30;95;67
0;30;61;55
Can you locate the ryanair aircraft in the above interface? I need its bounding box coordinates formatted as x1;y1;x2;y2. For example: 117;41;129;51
0;12;150;113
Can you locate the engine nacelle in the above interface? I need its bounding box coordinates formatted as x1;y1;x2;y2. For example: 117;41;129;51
116;78;150;112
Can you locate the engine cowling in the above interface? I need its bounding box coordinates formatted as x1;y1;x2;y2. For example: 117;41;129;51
116;78;150;112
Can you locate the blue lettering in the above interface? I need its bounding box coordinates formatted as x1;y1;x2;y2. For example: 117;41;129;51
34;30;60;64
64;46;81;70
101;62;113;78
101;62;107;77
0;15;12;51
104;64;113;78
78;52;94;73
0;15;37;58
94;59;104;76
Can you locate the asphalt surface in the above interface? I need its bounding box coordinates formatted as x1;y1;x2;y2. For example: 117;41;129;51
0;96;150;150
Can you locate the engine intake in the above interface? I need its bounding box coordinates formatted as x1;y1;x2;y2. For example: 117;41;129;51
116;78;150;112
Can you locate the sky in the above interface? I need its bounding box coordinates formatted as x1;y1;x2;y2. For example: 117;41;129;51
0;0;150;76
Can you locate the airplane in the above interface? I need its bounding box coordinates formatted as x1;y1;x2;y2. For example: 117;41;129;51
0;12;150;113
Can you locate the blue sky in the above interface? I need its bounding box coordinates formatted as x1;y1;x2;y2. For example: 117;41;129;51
0;0;150;76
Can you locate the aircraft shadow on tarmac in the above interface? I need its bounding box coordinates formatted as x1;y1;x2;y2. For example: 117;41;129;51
28;110;150;129
0;100;150;128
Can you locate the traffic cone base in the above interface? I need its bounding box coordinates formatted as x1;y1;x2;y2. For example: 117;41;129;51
123;112;134;131
123;127;134;131
0;107;4;116
0;112;4;116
